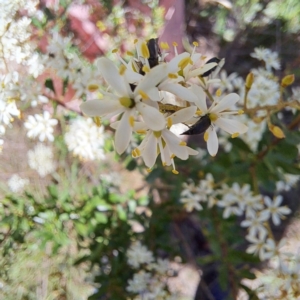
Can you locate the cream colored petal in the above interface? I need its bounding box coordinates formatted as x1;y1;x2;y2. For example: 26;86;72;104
210;93;240;114
169;106;197;124
80;99;122;117
167;52;190;73
187;147;198;155
160;82;198;103
214;118;248;134
142;133;158;168
97;57;128;96
207;127;219;156
189;85;207;111
114;111;132;154
162;130;188;160
146;86;161;101
136;102;166;131
188;62;217;78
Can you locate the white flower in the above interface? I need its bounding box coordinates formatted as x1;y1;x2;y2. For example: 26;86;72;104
0;99;20;126
7;174;29;193
246;231;269;261
27;143;56;177
64;117;105;161
251;48;280;71
240;210;269;236
131;106;198;173
187;86;248;156
180;189;203;212
80;57;168;154
24;111;58;142
262;195;291;226
126;271;151;293
127;241;154;268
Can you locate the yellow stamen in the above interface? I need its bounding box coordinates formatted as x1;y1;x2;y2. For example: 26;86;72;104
162;162;167;167
169;154;175;159
231;133;239;138
172;41;178;47
204;131;209;142
160;42;169;50
88;84;99;92
209;113;218;122
193;41;198;47
153;131;162;138
238;109;244;115
172;169;179;175
216;89;222;97
178;57;192;70
179;141;186;146
138;90;148;100
134;39;138;44
126;51;134;56
129;115;135;127
141;42;150;58
168;73;178;79
93;117;101;127
112;48;118;53
142;65;150;73
132;149;137;157
136;130;147;134
146;168;152;173
119;97;134;108
196;110;203;116
119;64;126;75
167;117;173;128
132;148;141;157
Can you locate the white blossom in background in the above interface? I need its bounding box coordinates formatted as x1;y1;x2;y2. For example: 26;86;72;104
64;117;106;161
24;111;58;142
250;48;280;71
245;231;269;261
27;143;56;177
127;241;154;268
7;174;29;193
276;173;300;192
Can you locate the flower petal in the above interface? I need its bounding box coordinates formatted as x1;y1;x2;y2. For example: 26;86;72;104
142;133;158;168
160;82;198;103
167;52;190;73
114;111;133;154
97;57;128;96
188;62;217;78
190;85;207;111
162;130;188;160
214;117;248;134
206;127;218;156
136;102;166;131
169;106;197;124
210;93;240;114
80;99;122;117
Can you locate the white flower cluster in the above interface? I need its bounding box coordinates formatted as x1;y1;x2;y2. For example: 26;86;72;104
7;174;29;193
181;174;291;261
80;39;248;173
24;111;58;142
64;117;106;161
126;241;178;299
27;143;57;177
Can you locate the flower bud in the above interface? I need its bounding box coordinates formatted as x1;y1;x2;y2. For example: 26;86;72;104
281;74;295;88
269;124;285;139
245;72;254;90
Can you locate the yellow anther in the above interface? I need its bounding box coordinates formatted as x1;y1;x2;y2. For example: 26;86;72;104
178;57;192;70
160;42;169;50
96;21;106;31
126;51;134;56
193;41;198;47
88;84;99;92
132;148;141;157
119;64;126;75
172;42;178;47
141;42;150;58
162;162;167;166
168;73;178;79
153;131;162;138
196;110;203;116
112;48;118;53
129;115;135;127
231;133;239;138
216;89;222;97
146;168;152;173
138;90;148;100
172;169;179;175
179;141;186;146
204;131;209;142
132;149;137;157
136;130;147;134
167;117;173;128
209;113;218;122
170;154;176;159
119;97;134;108
142;65;150;73
238;109;244;115
93;116;101;127
134;39;138;44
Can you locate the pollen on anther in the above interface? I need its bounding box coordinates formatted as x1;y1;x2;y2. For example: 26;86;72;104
216;89;222;97
167;117;173;128
137;130;147;134
129;116;135;127
88;84;99;92
170;154;176;159
112;48;118;53
138;90;148;100
162;162;167;167
160;42;169;50
119;65;126;75
168;73;178;79
179;141;186;146
204;131;209;142
172;169;179;175
142;65;150;73
146;168;152;173
126;51;134;56
141;42;150;58
231;133;239;138
172;41;178;47
193;41;198;47
238;109;244;115
134;39;138;44
196;110;203;116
